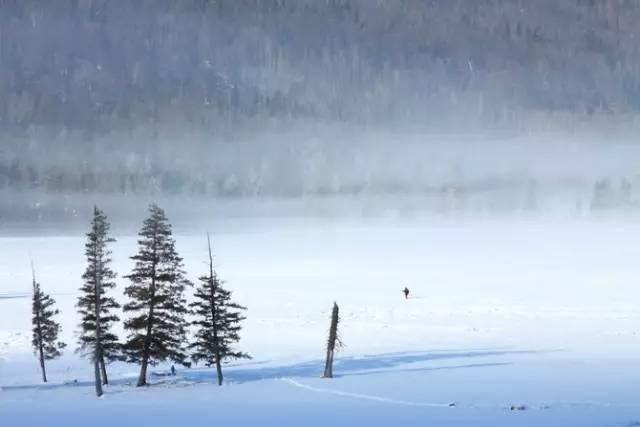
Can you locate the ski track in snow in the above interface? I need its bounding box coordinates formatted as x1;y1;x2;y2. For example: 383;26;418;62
281;378;454;409
281;378;639;413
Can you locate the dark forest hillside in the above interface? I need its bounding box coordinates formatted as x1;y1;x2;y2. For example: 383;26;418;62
2;0;639;135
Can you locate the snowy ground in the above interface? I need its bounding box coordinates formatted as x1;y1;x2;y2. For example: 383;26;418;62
1;217;640;426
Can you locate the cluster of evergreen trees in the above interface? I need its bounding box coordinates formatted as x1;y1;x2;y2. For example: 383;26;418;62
31;204;249;396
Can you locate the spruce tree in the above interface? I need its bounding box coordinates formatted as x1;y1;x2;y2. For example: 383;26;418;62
31;264;66;383
123;204;191;387
190;234;250;386
76;206;121;394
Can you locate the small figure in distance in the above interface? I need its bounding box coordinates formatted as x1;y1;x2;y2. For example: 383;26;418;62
403;287;410;300
170;365;176;376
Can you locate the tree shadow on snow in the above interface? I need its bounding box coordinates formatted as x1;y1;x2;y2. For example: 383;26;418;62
183;348;542;384
0;375;140;391
1;348;546;391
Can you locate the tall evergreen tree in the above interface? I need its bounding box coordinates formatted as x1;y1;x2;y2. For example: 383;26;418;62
190;234;250;386
31;262;66;383
76;206;121;394
123;204;191;387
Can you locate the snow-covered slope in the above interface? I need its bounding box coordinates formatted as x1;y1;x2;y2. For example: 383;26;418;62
1;218;640;426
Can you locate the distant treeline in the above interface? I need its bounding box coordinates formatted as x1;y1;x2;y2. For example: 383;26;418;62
0;176;637;233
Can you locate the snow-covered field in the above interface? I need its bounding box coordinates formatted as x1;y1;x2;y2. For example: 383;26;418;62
1;217;640;426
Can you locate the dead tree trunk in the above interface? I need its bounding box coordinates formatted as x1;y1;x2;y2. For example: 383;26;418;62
323;302;339;378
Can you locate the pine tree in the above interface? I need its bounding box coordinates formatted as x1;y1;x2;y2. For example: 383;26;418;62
76;206;121;395
31;263;66;383
190;234;250;386
123;204;191;387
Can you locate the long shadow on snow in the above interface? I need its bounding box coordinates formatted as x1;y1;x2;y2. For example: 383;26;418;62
188;349;540;384
0;349;541;391
0;375;140;391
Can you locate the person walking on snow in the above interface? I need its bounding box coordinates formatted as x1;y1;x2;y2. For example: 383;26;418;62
403;287;410;300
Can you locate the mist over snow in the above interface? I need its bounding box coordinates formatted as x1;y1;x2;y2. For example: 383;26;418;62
3;127;640;233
